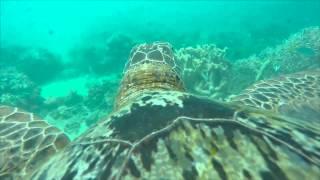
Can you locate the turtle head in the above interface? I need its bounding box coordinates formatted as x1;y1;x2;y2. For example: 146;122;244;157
115;42;185;109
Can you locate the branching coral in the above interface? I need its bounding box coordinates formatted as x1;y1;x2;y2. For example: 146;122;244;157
175;44;231;99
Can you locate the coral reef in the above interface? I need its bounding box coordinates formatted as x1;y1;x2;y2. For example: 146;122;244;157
0;47;64;84
174;27;320;99
229;26;320;95
0;67;43;111
264;26;320;75
175;44;231;99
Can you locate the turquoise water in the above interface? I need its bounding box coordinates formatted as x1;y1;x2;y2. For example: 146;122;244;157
1;1;320;138
1;1;319;59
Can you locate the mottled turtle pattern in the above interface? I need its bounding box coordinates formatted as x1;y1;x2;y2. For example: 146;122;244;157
1;42;320;180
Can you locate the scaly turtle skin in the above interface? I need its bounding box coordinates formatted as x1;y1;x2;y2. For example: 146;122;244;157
231;70;320;122
1;42;320;179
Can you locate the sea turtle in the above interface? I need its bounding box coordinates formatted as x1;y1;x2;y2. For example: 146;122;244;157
1;42;319;179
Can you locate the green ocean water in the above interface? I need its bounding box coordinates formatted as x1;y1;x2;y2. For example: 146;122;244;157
1;1;320;139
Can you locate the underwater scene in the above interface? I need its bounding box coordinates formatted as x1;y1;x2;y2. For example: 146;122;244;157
0;1;320;179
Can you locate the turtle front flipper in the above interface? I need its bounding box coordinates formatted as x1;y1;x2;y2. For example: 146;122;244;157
231;69;320;124
0;105;70;179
